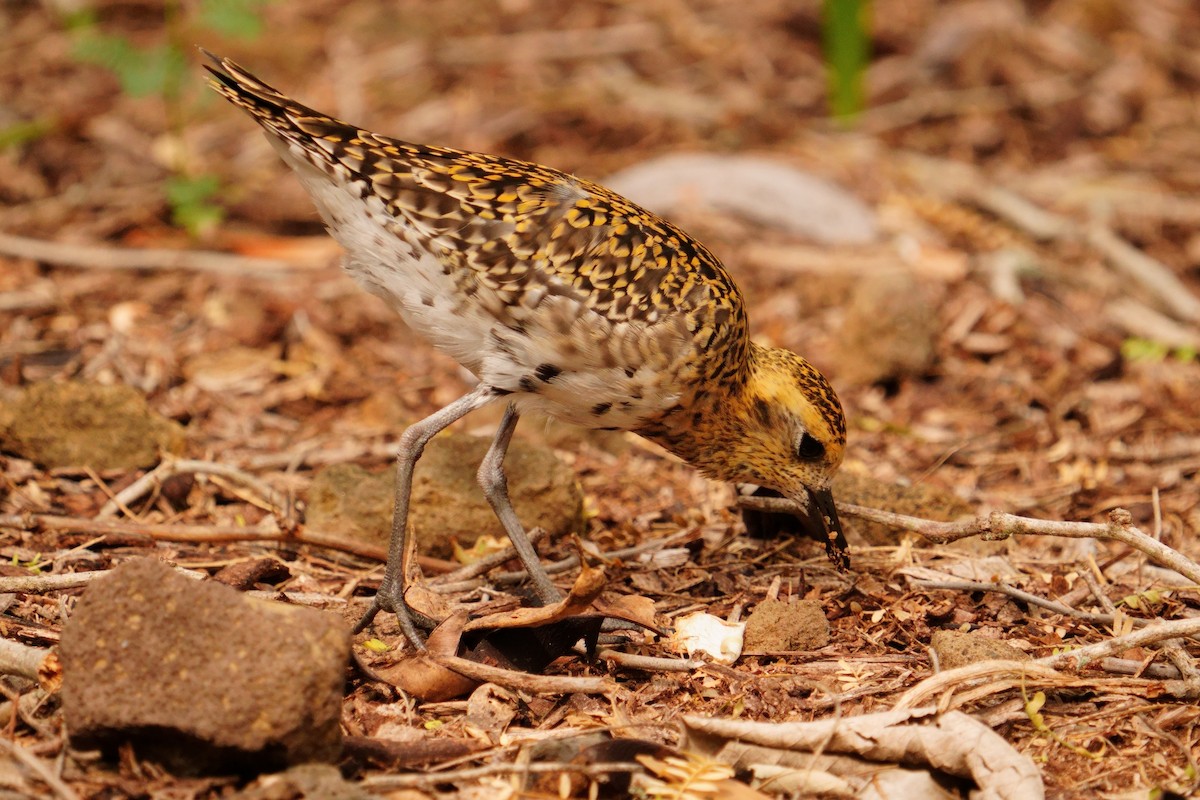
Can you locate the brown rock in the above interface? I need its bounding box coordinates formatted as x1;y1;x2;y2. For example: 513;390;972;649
744;598;830;652
834;272;940;386
930;629;1029;670
833;471;974;547
0;381;184;470
306;433;584;558
60;559;349;774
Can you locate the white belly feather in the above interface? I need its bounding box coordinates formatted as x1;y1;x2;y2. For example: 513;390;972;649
275;139;682;431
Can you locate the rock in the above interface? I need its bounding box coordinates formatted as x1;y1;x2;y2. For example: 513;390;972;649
833;471;973;547
60;559;349;774
833;272;940;386
0;381;185;470
605;153;878;245
743;598;830;652
306;433;584;558
831;471;1003;555
930;630;1029;670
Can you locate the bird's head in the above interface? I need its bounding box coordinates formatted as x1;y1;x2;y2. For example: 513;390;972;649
710;343;848;567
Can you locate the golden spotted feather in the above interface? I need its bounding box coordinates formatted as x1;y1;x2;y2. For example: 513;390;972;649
206;53;850;568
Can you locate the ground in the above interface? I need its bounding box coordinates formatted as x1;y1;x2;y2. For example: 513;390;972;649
1;1;1200;798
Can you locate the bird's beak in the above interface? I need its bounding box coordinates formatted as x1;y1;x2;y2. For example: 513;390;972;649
802;486;850;571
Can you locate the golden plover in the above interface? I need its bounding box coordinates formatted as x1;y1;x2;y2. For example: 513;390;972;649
206;53;848;646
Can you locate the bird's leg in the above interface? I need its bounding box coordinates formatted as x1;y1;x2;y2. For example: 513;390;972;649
477;404;564;605
354;384;497;646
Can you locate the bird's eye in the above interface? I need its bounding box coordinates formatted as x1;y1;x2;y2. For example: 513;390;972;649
795;432;825;461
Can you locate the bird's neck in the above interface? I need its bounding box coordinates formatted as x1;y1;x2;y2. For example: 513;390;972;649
633;345;768;480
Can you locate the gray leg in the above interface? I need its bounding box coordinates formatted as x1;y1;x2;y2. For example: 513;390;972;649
477;404;564;605
355;384;497;646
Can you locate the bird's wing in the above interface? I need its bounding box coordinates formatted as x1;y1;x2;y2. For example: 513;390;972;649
205;53;746;341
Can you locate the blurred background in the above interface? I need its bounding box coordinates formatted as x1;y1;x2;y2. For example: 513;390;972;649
2;2;1200;793
3;0;1197;522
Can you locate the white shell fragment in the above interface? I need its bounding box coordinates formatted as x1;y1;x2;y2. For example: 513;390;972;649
669;612;745;665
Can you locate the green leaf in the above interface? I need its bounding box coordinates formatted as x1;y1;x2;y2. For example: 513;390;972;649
200;0;269;39
823;0;870;121
0;118;54;150
72;33;187;98
1120;337;1170;363
166;174;225;237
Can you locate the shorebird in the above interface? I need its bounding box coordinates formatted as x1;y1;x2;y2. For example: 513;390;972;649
205;53;848;647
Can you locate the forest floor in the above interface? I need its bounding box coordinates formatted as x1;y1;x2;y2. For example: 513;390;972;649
2;1;1200;798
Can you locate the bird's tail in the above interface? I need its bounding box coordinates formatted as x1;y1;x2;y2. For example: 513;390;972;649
202;49;358;169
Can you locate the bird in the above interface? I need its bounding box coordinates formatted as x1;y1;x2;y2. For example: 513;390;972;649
204;52;849;647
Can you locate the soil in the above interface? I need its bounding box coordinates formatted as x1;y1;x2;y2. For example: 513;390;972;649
1;1;1199;798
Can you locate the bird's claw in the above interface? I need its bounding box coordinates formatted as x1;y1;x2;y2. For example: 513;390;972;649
353;580;433;650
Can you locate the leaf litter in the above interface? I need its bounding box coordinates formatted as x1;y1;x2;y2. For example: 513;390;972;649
1;0;1200;797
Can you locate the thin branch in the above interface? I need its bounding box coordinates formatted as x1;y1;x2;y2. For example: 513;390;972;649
428;527;550;584
899;569;1139;628
0;231;304;278
0;513;385;562
1037;617;1200;675
1086;223;1200;322
737;498;1200;586
98;459;287;518
0;737;80;800
433;654;613;696
598;649;703;672
899;153;1200;322
0;638;53;684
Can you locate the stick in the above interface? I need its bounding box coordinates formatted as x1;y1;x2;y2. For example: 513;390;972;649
0;513;386;562
737;498;1200;586
97;458;287;518
0;231;303;278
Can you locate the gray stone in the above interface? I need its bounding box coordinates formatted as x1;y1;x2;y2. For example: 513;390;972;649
606;153;878;245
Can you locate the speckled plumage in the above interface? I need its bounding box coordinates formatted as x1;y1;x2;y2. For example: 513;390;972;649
206;53;849;642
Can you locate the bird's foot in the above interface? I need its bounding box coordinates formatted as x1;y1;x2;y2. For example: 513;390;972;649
353;579;435;650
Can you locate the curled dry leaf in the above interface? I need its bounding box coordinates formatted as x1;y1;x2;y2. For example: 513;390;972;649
591;593;661;633
375;612;480;702
462;561;606;632
682;707;1043;800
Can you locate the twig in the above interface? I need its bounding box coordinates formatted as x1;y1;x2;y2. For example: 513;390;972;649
435;23;659;65
98;458;287;518
851;78;1078;134
1107;299;1200;350
0;736;80;800
433;654;612;696
1038;617;1200;675
737;498;1200;586
899;618;1200;710
1085;223;1200;322
360;760;640;790
598;649;703;672
486;529;700;585
0;513;385;562
899;569;1139;628
895;660;1066;710
899;153;1200;322
1099;658;1180;679
429;527;550;584
0;638;53;685
0;570;113;593
0;231;303;278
